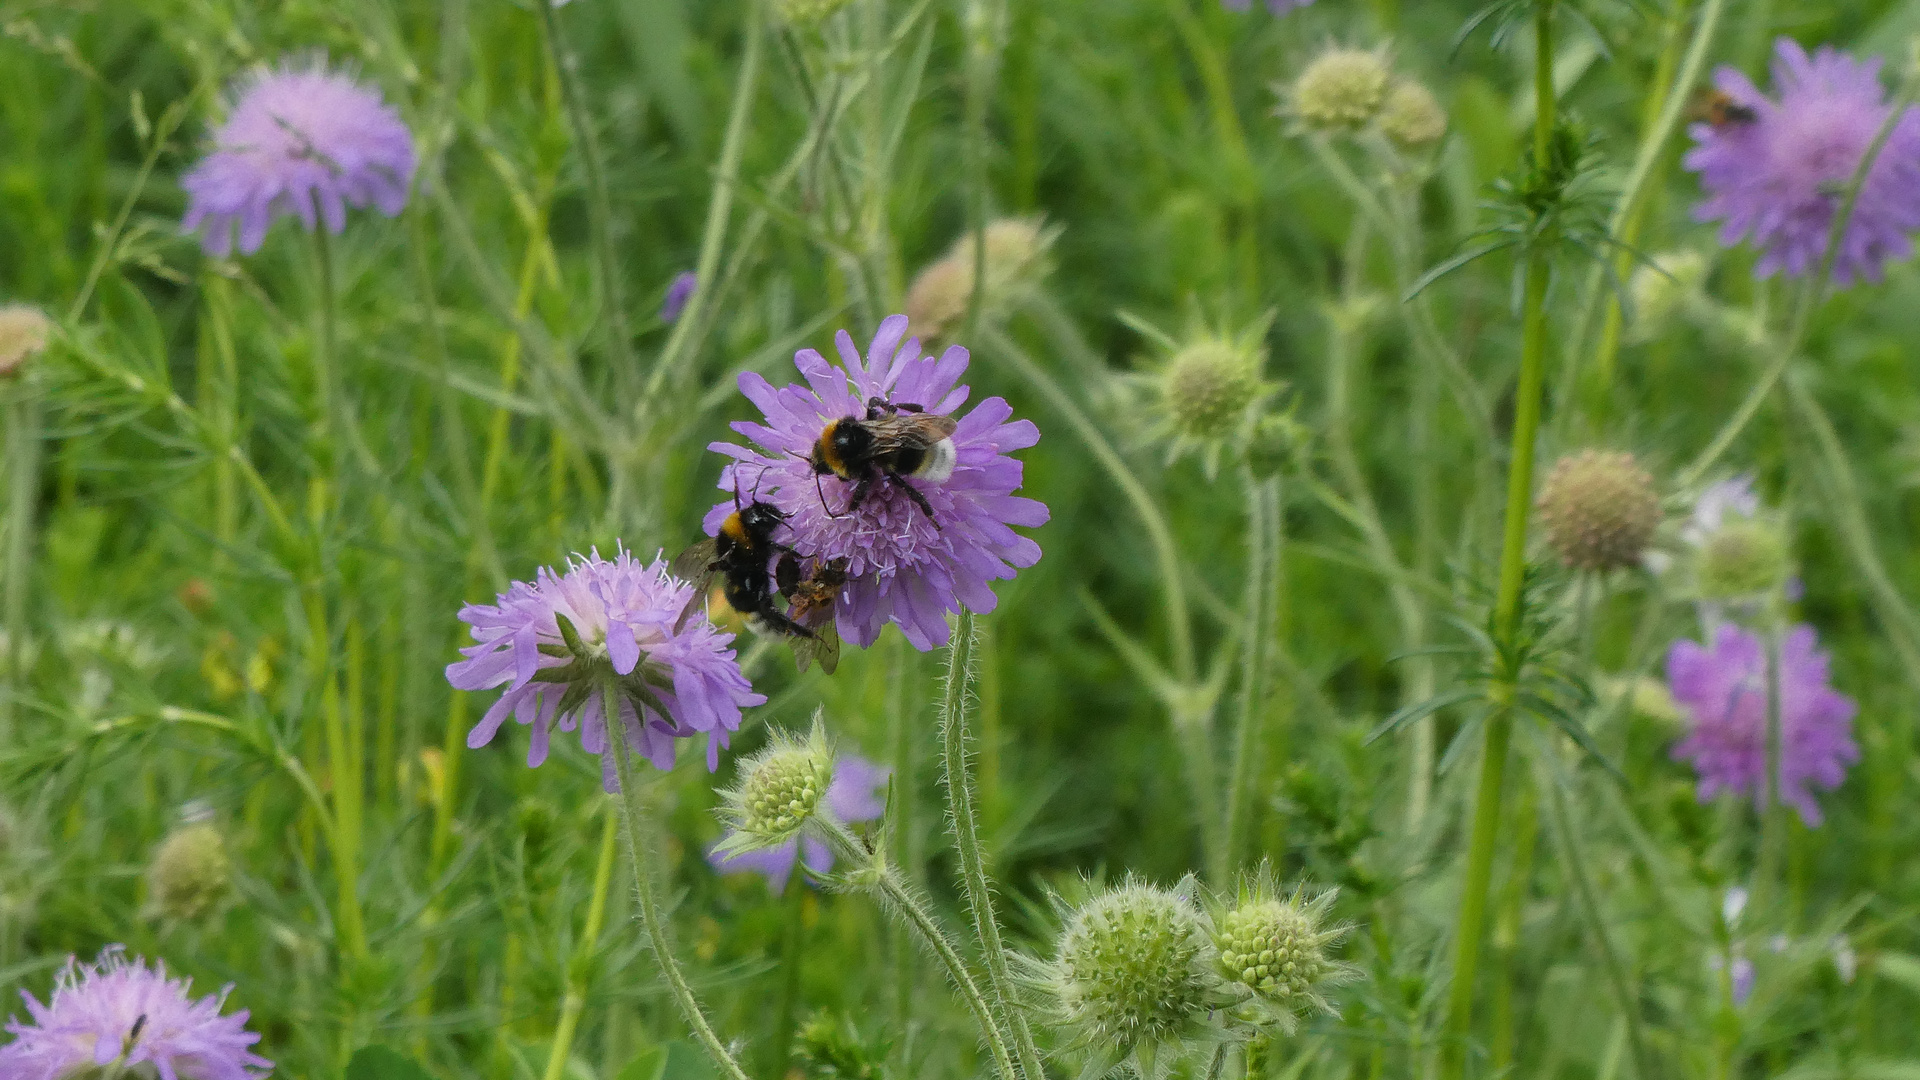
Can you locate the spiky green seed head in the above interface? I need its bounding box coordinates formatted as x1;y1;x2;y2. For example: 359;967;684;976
1379;80;1447;148
145;822;231;922
1162;338;1264;442
1536;450;1663;572
1245;413;1305;480
0;304;51;378
1698;517;1791;600
1216;899;1329;1001
717;723;834;852
774;0;855;26
1288;48;1392;132
1052;881;1220;1055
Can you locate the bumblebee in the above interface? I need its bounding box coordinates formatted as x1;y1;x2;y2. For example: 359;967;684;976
810;397;959;527
775;554;849;673
672;497;814;640
1689;88;1758;129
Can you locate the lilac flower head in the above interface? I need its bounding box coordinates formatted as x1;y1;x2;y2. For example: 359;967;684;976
1685;475;1762;546
1222;0;1314;12
662;272;698;324
182;58;416;257
1684;38;1920;283
1667;623;1859;825
0;947;271;1080
447;548;765;790
705;315;1048;651
708;751;889;892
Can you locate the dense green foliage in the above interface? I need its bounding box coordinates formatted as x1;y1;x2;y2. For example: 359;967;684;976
5;0;1920;1077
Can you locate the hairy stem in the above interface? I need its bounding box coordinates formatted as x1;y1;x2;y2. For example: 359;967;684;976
2;393;40;746
818;818;1021;1080
940;610;1045;1080
1224;471;1276;868
605;683;756;1080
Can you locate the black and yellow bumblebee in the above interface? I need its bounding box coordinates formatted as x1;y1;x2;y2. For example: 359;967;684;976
775;553;849;673
810;397;959;527
672;495;814;640
1689;88;1758;129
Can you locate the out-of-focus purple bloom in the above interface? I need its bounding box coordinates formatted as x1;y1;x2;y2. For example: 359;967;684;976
1222;0;1314;12
708;752;889;892
662;271;698;324
1667;623;1859;825
182;59;416;257
1686;475;1762;545
0;947;271;1080
1684;38;1920;283
1729;954;1756;1005
705;314;1048;651
447;548;764;790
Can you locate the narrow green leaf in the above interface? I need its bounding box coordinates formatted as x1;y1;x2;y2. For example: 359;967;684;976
345;1045;436;1080
1366;687;1482;745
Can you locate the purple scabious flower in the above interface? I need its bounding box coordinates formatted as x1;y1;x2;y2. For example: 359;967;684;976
1667;623;1860;825
447;548;765;790
1684;38;1920;283
182;59;416;257
1222;0;1314;12
0;947;271;1080
708;752;889;892
705;314;1048;651
662;271;698;324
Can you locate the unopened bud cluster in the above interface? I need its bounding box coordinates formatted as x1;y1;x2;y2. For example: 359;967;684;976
1051;881;1217;1052
1216;898;1327;1001
0;304;51;379
1698;518;1791;600
145;821;232;922
1163;339;1264;443
903;217;1057;343
1285;47;1446;148
1536;450;1662;572
718;725;834;851
774;0;855;26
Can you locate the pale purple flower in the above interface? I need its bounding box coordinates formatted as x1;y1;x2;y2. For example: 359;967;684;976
1686;475;1762;546
708;752;889;892
1222;0;1314;11
447;548;765;790
662;272;698;323
1729;954;1756;1006
182;59;416;257
0;947;271;1080
1667;623;1859;825
1684;38;1920;283
705;314;1048;651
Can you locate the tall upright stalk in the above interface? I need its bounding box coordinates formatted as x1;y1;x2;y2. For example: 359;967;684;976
603;682;755;1080
1;391;40;746
1224;471;1277;866
939;610;1045;1080
1440;6;1557;1076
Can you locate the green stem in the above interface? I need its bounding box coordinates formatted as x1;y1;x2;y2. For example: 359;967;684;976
644;0;766;409
939;610;1045;1080
1223;472;1275;868
986;328;1194;681
961;0;1004;340
538;0;639;405
817;818;1022;1080
1443;8;1557;1071
1543;763;1655;1080
310;588;367;962
542;808;620;1080
884;633;919;1038
2;393;41;745
312;226;338;474
604;682;755;1080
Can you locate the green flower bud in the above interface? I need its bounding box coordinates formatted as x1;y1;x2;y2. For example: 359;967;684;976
717;723;834;853
774;0;856;27
1162;338;1264;443
1536;450;1663;572
1288;48;1392;132
1698;518;1791;600
1627;251;1708;344
1245;413;1305;480
1049;880;1221;1057
1379;80;1447;149
904;217;1058;344
1216;899;1330;1002
145;821;231;922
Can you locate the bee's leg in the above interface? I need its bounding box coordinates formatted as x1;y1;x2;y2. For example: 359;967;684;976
846;475;875;513
893;401;925;413
815;470;845;519
865;396;890;420
759;608;816;639
895;476;943;530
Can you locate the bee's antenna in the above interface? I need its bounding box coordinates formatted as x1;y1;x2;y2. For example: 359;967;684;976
750;464;772;506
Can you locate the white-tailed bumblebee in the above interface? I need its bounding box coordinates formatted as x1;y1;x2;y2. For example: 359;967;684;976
775;553;849;673
1689;88;1758;129
809;396;959;527
672;493;814;640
